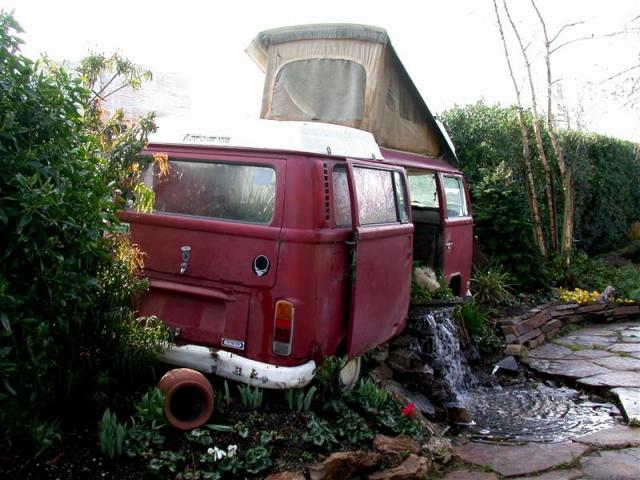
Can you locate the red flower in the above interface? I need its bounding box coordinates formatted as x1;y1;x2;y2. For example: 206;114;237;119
401;403;416;417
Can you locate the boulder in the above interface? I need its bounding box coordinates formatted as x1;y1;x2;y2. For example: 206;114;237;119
368;454;432;480
308;451;380;480
383;380;436;416
373;434;421;455
265;472;306;480
414;266;440;292
422;436;453;464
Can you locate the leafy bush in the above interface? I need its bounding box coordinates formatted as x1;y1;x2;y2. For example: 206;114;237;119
0;13;167;451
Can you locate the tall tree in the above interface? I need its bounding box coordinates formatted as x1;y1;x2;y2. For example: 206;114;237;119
492;0;547;257
503;0;559;252
531;0;576;254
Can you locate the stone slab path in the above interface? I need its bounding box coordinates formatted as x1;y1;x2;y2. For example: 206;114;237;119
451;425;640;479
523;321;640;422
446;321;640;479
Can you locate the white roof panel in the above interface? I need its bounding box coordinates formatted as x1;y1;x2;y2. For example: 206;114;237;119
149;117;383;160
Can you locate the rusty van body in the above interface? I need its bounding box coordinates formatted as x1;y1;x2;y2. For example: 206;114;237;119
121;24;472;390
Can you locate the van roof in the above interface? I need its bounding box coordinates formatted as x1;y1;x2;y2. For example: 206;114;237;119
148;117;383;160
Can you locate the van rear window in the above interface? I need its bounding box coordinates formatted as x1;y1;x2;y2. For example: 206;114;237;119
142;160;276;224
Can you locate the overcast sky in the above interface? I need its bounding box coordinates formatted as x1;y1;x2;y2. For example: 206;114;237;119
2;0;638;141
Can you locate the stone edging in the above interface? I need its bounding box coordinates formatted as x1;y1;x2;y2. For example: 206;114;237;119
499;301;640;352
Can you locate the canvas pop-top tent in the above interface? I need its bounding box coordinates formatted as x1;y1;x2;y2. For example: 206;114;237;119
246;23;458;165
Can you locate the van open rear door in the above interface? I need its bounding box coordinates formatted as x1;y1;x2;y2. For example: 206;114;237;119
344;160;413;357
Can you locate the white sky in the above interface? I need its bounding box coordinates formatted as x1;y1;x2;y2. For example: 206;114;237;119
2;0;639;142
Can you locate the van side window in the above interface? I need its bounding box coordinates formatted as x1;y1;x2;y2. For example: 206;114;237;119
353;167;398;225
407;172;439;208
443;175;468;217
142;160;276;224
332;166;352;226
393;172;409;223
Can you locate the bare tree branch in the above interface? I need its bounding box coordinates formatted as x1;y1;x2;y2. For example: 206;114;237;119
549;21;584;45
550;34;595;54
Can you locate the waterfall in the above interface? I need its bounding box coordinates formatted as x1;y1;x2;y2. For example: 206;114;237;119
423;310;477;398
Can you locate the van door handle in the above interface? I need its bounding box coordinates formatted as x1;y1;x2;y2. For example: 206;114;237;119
445;241;454;250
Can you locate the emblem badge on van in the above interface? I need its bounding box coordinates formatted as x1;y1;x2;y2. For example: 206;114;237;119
179;246;191;274
221;338;245;350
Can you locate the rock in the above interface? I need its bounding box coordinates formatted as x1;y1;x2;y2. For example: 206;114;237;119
422;436;453;464
492;356;519;375
397;364;435;390
593;355;640;371
370;363;394;383
447;405;471;423
370;344;389;363
528;343;574;360
581;447;640;480
383;380;436;416
368;453;432;480
308;451;380;480
612;387;640;424
265;472;306;480
414;266;439;292
387;345;423;374
578;371;640;388
504;344;527;357
443;470;498;480
454;441;589;477
575;424;640;448
373;434;420;455
527;358;612;379
511;469;583;480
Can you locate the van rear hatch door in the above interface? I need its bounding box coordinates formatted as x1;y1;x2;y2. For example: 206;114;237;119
123;149;285;349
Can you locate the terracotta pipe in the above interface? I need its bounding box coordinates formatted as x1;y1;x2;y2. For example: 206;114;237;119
158;368;215;430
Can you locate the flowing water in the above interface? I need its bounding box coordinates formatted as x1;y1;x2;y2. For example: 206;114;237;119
423;308;618;443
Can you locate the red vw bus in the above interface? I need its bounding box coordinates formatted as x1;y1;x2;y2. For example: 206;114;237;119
121;25;472;397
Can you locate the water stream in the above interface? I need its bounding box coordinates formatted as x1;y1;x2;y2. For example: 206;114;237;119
422;308;618;443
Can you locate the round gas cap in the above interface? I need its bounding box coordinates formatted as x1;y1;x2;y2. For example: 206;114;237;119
252;255;270;277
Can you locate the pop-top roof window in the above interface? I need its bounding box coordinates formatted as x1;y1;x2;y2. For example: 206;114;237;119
271;59;365;122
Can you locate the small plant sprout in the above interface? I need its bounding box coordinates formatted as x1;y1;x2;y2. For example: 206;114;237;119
238;384;264;409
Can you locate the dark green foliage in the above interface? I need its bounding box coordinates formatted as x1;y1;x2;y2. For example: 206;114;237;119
98;409;127;458
550;251;640;300
0;13;167;451
459;302;501;354
237;384;264;409
284;386;317;412
440;101;640;289
471;263;514;306
323;400;373;443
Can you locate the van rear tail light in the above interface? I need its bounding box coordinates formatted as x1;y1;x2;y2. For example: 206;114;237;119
273;300;294;356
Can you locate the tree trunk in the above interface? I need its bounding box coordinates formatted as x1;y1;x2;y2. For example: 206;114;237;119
531;0;574;254
503;1;559;253
493;0;547;257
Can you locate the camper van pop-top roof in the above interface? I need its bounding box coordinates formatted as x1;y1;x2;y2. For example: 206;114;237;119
246;23;458;165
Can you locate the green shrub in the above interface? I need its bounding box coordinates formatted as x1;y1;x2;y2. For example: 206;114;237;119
0;13;167;452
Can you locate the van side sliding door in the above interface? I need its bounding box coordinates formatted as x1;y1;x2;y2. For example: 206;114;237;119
344;160;414;357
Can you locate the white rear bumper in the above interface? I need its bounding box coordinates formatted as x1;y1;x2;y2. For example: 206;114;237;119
160;344;316;389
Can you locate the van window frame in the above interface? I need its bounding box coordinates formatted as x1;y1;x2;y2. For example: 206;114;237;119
136;150;284;227
442;174;469;219
343;161;410;228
